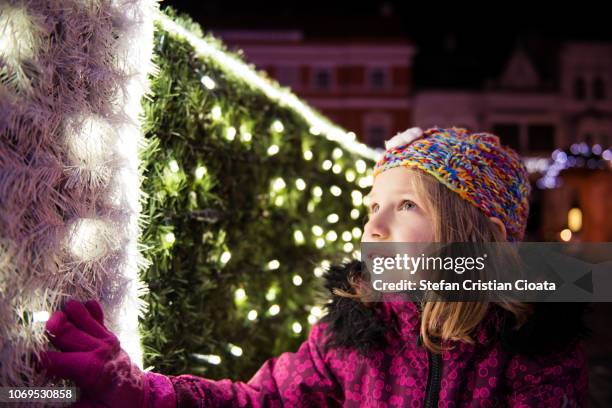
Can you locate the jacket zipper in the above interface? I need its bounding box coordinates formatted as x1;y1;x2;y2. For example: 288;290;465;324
418;335;441;408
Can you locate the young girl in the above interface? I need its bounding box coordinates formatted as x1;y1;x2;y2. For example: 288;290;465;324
40;127;589;407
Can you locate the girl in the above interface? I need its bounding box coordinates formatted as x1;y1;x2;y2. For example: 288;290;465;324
40;127;589;407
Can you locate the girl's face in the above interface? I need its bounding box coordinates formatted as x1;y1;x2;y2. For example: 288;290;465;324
362;166;434;243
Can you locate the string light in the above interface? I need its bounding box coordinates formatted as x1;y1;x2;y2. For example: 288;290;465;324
560;229;572;242
225;126;236;141
312;186;323;197
271;120;284;133
228;344;243;357
269;304;280;316
274;196;284;206
350;209;360;219
327;213;339;223
332;164;342;174
351;190;363;206
247;310;258;321
266;287;277;301
200;75;216;90
195;166;207;179
192;353;221;365
292;275;303;286
303;150;313;161
241;131;252;142
292;322;303;334
356;159;367;173
211;105;222;120
164;232;176;245
267;260;280;270
267;144;279;155
293;230;305;244
322;160;332;171
168;160;179;173
315;238;325;248
309;126;321;135
352;227;362;238
220;251;231;264
272;177;286;191
332;148;343;159
313;267;324;277
325;230;337;242
234;288;246;302
32;311;50;323
345;169;356;182
330;186;342;196
343;242;354;252
311;225;323;236
295;178;306;191
342;231;352;241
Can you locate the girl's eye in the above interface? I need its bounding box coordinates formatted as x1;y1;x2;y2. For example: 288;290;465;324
369;203;379;213
400;200;416;211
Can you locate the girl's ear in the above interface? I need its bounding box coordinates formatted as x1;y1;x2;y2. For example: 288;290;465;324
488;217;507;241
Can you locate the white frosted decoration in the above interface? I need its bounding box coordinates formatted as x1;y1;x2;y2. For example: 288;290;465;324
0;5;36;61
65;115;118;170
66;218;116;261
384;127;424;150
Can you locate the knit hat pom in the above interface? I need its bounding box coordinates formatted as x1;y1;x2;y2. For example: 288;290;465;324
384;127;424;150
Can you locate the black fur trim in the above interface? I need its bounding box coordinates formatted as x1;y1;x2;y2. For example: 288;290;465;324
319;260;389;355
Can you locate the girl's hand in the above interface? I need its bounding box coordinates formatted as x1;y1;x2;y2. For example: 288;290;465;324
40;299;149;407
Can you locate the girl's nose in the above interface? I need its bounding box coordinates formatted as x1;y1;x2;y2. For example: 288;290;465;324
365;214;390;241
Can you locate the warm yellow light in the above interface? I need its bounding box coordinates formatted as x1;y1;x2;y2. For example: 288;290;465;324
560;229;572;242
568;208;582;232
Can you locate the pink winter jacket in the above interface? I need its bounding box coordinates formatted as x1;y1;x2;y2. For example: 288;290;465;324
145;260;589;407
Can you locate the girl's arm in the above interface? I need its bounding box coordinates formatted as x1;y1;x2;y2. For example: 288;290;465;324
505;341;588;407
145;322;342;407
41;299;343;407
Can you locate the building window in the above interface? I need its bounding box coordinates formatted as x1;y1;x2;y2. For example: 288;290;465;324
313;68;332;90
573;77;586;100
368;68;388;90
367;126;388;148
527;124;555;152
492;124;521;151
593;76;606;100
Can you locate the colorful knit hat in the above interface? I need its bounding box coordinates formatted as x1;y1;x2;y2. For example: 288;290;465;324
373;126;531;241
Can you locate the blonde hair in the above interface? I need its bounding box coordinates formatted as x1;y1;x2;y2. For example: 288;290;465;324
334;168;532;353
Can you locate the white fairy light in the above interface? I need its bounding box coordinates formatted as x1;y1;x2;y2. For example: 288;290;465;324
274;196;284;206
292;322;303;334
312;186;323;197
303;150;313;161
307;202;316;213
168;160;179;173
234;288;246;302
271;120;284;133
313;267;324;277
195;166;207;179
267;144;279;155
295;178;306;191
309;126;321;135
315;238;325;248
241;131;252;142
325;230;338;242
352;227;362;238
211;105;222;120
332;148;343;159
345;169;356;182
220;251;232;264
192;353;221;365
342;231;353;241
310;306;323;317
330;186;342;196
269;304;280;316
311;225;323;236
225;126;236;141
247;310;258;321
343;242;354;252
266;287;277;301
356;159;367;173
332;164;342;174
322;160;333;170
272;177;286;191
308;314;318;325
200;75;216;90
229;344;243;357
327;213;339;223
293;230;305;244
351;190;363;206
267;260;280;270
350;209;360;220
164;232;176;244
292;275;303;286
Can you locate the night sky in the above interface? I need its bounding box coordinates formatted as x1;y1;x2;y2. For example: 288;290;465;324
163;1;612;90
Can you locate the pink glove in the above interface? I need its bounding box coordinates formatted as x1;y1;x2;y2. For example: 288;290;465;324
40;299;150;407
